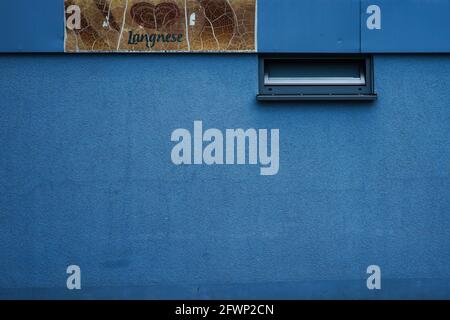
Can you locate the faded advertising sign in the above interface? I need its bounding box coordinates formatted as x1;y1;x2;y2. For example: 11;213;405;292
64;0;257;52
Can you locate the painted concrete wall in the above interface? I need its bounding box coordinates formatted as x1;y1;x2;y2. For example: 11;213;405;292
0;54;449;299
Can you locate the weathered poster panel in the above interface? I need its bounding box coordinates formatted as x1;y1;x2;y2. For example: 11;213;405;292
64;0;257;52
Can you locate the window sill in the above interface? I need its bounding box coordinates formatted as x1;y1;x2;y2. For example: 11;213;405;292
256;94;378;102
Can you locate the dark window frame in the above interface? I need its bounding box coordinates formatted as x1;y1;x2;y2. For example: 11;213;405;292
257;54;377;101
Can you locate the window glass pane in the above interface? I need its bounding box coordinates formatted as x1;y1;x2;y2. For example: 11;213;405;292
264;59;365;85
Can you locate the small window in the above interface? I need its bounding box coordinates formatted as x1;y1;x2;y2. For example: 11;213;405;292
257;55;377;101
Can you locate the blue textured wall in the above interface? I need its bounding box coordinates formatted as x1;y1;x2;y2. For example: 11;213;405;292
0;54;450;299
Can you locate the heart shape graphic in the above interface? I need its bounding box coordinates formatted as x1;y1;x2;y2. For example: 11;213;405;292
131;2;180;30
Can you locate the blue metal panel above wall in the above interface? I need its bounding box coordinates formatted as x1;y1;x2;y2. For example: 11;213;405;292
0;0;63;52
257;0;361;53
361;0;450;53
1;0;450;53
